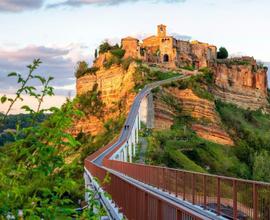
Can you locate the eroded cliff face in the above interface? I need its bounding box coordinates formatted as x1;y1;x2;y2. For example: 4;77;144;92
154;88;234;146
212;62;268;111
72;63;137;136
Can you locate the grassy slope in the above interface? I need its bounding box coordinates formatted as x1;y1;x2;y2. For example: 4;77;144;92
144;72;270;182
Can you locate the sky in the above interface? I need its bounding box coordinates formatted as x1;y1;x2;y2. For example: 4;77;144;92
0;0;269;113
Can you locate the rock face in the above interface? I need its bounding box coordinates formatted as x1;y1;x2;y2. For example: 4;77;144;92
72;63;137;136
154;88;234;146
213;61;268;111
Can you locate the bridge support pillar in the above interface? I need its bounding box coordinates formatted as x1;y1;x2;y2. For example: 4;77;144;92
84;171;91;202
128;142;132;163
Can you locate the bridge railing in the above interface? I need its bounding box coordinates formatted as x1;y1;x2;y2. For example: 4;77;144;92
104;159;270;220
85;160;205;220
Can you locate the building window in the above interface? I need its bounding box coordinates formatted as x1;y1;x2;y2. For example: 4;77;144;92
163;54;169;62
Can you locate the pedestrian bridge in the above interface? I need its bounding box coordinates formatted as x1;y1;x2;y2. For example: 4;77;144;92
84;75;270;220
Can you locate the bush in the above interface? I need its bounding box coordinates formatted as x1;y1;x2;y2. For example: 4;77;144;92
75;61;88;78
110;48;125;59
122;57;133;71
86;66;99;75
77;83;105;118
99;42;112;54
217;47;229;59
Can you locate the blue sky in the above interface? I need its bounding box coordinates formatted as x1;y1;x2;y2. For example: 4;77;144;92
0;0;269;112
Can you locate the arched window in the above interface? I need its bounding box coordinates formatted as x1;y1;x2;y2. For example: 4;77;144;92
163;54;169;62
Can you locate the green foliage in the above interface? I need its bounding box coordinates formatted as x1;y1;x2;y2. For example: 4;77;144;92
217;47;229;59
145;116;248;177
216;100;270;181
94;49;98;59
0;61;113;219
99;41;112;54
133;63;181;91
182;65;195;71
121;57;133;71
253;150;270;182
0;114;47;146
77;83;105;118
110;48;125;59
75;61;99;78
103;55;121;69
75;61;88;78
176;71;214;101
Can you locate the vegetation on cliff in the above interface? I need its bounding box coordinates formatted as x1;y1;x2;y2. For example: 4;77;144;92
217;47;229;59
144;72;270;182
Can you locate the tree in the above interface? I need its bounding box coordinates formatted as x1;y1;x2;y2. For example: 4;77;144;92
253;150;270;182
217;47;229;59
75;61;88;78
94;49;98;59
0;60;105;219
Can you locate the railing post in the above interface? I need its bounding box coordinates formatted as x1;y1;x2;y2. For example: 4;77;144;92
192;173;195;204
232;180;238;219
183;172;186;201
217;177;221;215
175;170;178;197
177;210;182;220
203;175;206;209
157;200;162;220
163;167;165;191
144;193;148;220
253;183;258;220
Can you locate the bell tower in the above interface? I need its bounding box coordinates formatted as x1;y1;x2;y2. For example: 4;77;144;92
157;24;167;37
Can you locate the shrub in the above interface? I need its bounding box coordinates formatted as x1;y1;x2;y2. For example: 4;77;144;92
121;57;133;71
86;66;99;75
75;61;88;78
103;56;121;69
182;65;195;71
217;47;229;59
110;48;125;59
99;42;112;54
77;83;105;118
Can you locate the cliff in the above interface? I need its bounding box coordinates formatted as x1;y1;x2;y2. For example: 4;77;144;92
212;59;269;111
154;88;234;146
72;62;137;136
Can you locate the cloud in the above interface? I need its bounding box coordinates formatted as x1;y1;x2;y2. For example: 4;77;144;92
48;0;186;8
0;44;90;96
0;0;45;12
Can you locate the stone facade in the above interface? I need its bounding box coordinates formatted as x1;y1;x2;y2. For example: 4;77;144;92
121;24;217;68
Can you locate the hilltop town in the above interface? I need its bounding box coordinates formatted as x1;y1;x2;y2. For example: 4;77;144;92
121;24;217;69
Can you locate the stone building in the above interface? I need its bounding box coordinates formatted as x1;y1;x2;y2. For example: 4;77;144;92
121;24;217;69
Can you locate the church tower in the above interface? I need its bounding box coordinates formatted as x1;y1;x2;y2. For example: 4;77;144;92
157;24;167;37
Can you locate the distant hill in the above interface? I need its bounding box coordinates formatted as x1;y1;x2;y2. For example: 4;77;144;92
0;114;47;146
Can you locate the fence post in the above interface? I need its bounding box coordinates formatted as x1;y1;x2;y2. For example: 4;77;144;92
203;175;206;209
144;193;148;220
192;173;195;204
253;183;258;220
233;180;237;220
175;170;178;197
183;172;186;201
217;177;221;215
